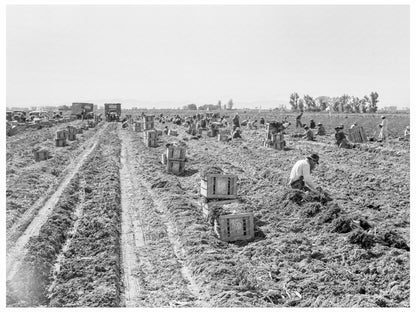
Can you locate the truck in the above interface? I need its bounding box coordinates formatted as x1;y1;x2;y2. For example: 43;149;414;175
104;103;122;122
71;103;94;119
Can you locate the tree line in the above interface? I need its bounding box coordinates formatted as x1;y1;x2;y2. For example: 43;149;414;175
183;99;234;111
289;92;379;113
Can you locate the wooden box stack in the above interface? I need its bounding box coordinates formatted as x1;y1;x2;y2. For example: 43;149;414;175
207;129;218;137
133;122;143;132
348;126;367;143
168;130;178;136
199;173;254;242
217;134;229;142
67;126;77;134
67;133;77;141
34;149;49;162
143;130;157;147
165;146;186;175
264;133;285;150
55;130;67;147
142;115;155;131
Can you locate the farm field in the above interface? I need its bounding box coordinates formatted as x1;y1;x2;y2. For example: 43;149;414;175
6;112;410;307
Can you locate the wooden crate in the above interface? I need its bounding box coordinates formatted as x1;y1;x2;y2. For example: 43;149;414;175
34;149;49;162
55;138;66;147
348;126;367;143
56;130;66;139
166;146;186;161
168;130;178;136
207;129;218;137
144;137;157;147
156;130;163;136
142;115;155;123
82;124;89;130
200;174;238;199
214;212;254;242
133;122;143;132
161;153;167;165
217;134;229;142
144;129;158;139
219;129;231;135
143;121;154;130
67;126;77;134
167;160;185;175
77;128;83;134
199;198;241;223
67;133;77;141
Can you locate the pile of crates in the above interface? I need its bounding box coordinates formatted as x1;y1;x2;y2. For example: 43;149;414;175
55;130;67;147
143;129;158;147
264;122;285;150
33;149;49;162
217;129;230;142
199;172;254;242
133;115;155;132
161;145;186;175
67;126;77;141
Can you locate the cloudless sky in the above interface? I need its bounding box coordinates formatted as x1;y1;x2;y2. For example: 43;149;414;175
6;5;410;108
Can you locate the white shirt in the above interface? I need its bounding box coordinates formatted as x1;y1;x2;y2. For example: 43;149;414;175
288;159;316;190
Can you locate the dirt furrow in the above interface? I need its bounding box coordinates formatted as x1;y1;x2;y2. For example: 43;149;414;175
118;127;206;307
6;132;102;282
6;122;107;249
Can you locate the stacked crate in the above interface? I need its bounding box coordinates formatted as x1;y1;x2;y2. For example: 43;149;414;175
163;145;186;175
199;173;254;242
143;129;157;147
133;122;143;132
33;149;49;162
217;129;230;142
168;129;178;136
142;115;155;131
264;122;285;150
67;126;77;141
55;130;67;147
207;128;218;137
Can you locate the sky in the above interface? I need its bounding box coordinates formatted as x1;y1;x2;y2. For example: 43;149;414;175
6;5;410;109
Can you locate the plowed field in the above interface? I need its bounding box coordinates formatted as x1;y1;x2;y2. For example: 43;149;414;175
6;114;410;308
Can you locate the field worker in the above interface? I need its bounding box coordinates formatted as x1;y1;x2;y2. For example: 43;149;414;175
350;122;357;129
316;123;326;135
378;116;388;141
310;119;316;129
232;113;240;131
335;126;353;148
288;154;322;194
296;112;303;128
260;117;265;126
303;126;315;141
232;127;242;139
404;126;410;138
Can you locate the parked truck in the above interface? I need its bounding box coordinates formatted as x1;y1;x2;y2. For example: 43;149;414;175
104;103;121;122
71;103;94;119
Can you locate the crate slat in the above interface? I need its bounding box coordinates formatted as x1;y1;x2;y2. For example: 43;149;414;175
166;160;185;175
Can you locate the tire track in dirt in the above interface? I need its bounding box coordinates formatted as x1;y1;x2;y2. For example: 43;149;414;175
118;127;209;307
6;124;109;282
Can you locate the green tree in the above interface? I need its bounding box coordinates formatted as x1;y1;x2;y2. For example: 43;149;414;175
368;92;379;113
298;98;305;112
360;96;370;113
303;95;317;111
339;94;350;113
227;99;234;110
351;96;361;113
332;97;340;112
289;92;299;111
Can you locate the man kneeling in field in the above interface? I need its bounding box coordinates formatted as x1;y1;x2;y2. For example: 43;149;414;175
335;126;354;148
288;154;322;194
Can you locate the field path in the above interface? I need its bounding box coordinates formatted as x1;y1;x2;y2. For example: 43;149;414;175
6;124;108;282
118;126;209;307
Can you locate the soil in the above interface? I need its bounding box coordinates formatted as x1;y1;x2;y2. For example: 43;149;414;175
6;113;410;307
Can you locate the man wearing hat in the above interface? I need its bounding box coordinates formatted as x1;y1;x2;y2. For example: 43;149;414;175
288;154;322;193
316;122;326;135
378;116;388;141
335;126;353;148
303;125;315;141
